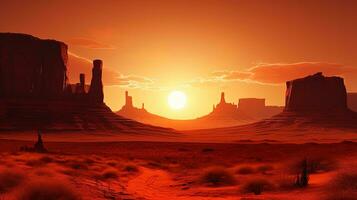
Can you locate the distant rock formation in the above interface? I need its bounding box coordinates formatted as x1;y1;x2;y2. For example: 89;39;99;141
210;92;243;117
117;91;148;118
192;73;357;137
238;98;283;119
348;93;357;112
123;91;135;109
117;91;282;130
240;73;357;130
0;33;173;134
285;72;347;111
34;131;47;153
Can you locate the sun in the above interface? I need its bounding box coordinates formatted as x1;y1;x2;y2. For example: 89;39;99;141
168;91;187;110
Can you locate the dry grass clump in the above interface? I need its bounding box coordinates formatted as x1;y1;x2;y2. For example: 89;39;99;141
17;179;80;200
276;175;297;190
99;168;120;180
39;156;53;163
257;164;274;174
26;159;47;167
123;164;139;173
67;160;89;170
82;158;96;165
200;167;236;187
236;166;255;175
0;168;25;193
324;172;357;200
241;178;274;195
289;157;337;174
106;160;119;167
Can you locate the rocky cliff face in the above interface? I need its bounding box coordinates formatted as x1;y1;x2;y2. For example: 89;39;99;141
247;73;357;130
0;33;173;134
0;33;68;99
285;72;347;111
348;93;357;112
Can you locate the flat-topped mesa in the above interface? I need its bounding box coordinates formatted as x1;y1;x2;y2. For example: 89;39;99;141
285;72;347;112
238;98;265;111
0;33;68;99
0;33;105;103
88;59;104;103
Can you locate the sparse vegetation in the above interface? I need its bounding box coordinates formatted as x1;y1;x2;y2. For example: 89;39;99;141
100;168;120;180
324;172;357;200
257;164;274;174
289;157;337;174
202;148;214;153
236;166;255;175
200;167;236;187
123;164;139;173
67;160;89;170
276;175;297;190
17;180;80;200
295;159;309;187
0;169;25;193
242;178;274;195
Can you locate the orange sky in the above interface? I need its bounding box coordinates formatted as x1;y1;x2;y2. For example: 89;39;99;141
1;0;357;119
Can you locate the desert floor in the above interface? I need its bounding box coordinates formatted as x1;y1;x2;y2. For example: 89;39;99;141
0;137;357;200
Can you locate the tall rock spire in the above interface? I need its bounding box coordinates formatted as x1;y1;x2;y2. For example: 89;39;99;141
220;92;226;104
88;59;104;103
125;91;133;107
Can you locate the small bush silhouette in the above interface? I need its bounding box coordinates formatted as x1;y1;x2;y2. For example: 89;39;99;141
100;168;119;180
242;178;274;195
0;169;25;193
236;166;255;175
324;172;357;200
290;157;337;174
295;159;309;187
257;164;274;174
17;179;79;200
200;167;236;187
123;164;139;173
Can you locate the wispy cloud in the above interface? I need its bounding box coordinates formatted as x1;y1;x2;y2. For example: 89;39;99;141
189;62;357;87
117;75;155;89
67;37;116;49
68;52;155;89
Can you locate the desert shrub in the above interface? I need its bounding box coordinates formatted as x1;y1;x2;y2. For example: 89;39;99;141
39;156;53;163
200;167;236;187
17;180;80;200
242;178;274;195
67;160;88;170
106;160;118;167
123;164;139;173
323;172;357;200
276;176;297;190
0;169;25;193
147;161;166;169
26;159;47;167
100;168;119;180
236;166;255;175
202;148;214;153
324;191;357;200
257;164;274;174
289;157;337;174
295;159;309;188
83;158;95;165
34;168;54;177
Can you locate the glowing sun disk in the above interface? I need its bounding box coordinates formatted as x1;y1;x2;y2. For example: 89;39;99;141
168;91;187;110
